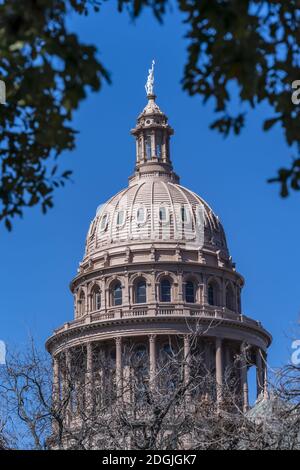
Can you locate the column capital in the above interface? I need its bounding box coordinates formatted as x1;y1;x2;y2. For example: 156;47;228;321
148;334;157;343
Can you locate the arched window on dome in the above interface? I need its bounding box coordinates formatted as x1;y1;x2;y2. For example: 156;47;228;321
185;281;196;303
100;213;108;232
135;279;147;304
136;206;147;224
159;206;169;223
112;281;122;306
160;278;171;302
180;205;190;224
225;284;235;311
91;285;101;311
78;290;85;316
116;210;125;227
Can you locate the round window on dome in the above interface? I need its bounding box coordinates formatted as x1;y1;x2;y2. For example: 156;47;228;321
100;213;108;231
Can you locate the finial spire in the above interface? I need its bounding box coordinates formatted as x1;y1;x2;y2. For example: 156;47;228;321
145;60;155;97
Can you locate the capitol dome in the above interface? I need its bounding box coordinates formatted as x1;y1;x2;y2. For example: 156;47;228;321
46;64;271;435
85;179;228;257
83;87;232;272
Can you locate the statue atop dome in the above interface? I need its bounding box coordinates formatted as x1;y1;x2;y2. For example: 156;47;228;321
145;60;155;96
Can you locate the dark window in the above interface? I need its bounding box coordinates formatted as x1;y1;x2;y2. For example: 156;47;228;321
145;133;152;159
159;206;167;222
113;282;122;306
92;287;101;311
96;292;101;310
226;287;234;310
160;279;171;302
185;281;195;303
208;284;214;306
181;206;188;223
163;343;173;356
135;344;147;359
136;280;146;304
155;130;163;158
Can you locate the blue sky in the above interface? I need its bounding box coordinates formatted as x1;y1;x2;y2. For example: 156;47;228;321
0;3;299;381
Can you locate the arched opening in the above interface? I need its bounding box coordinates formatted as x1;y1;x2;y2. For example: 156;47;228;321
159;206;168;223
135;279;147;304
131;344;149;403
160;278;171;302
145;132;152;159
112;281;122;306
207;281;219;306
226;284;235;311
78;290;85;316
91;285;101;311
155;130;163;158
185;280;196;303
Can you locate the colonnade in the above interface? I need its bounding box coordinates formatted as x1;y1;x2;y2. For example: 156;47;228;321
53;335;268;414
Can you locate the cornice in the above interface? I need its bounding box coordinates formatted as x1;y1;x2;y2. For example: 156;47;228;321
46;312;272;355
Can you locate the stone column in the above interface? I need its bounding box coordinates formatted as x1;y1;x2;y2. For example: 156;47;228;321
203;275;209;305
115;337;122;399
61;349;72;411
53;355;60;407
162;132;167;162
184;335;191;398
256;348;264;399
262;351;268;399
240;344;249;412
141;133;146;162
99;278;105;310
105;287;109;310
215;338;223;403
151;130;156;159
84;285;89;314
85;343;93;413
177;271;183;303
123;275;129;306
149;271;156;304
135;139;139;164
149;335;157;387
52;355;60;433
